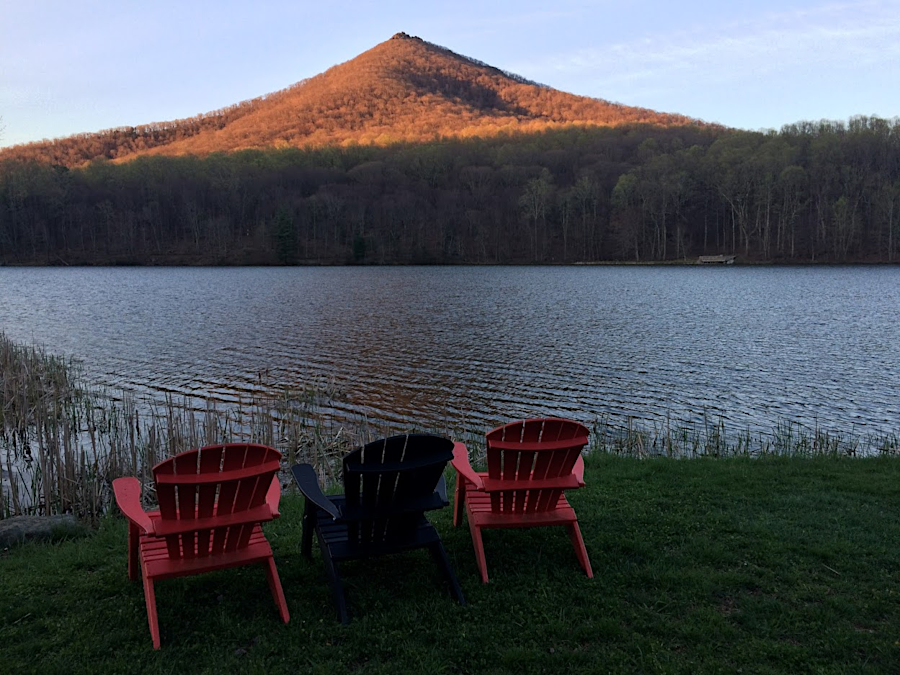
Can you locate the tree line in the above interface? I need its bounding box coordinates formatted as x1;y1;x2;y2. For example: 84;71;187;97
1;117;898;266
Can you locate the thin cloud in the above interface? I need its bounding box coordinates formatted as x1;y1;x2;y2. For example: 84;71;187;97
522;1;900;97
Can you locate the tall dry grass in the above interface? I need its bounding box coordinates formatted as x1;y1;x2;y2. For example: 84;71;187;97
3;331;898;523
588;412;900;458
0;332;362;522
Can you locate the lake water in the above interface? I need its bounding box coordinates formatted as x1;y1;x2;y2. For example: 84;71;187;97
0;265;897;440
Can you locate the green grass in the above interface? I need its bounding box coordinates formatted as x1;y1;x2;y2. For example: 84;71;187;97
3;454;900;674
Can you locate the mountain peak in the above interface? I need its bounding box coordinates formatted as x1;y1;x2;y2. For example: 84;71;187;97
0;35;702;167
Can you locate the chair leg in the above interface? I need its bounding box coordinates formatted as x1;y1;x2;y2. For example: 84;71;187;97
141;574;161;650
263;557;290;623
301;498;315;558
467;519;490;583
567;521;593;579
320;547;349;624
453;473;465;527
127;523;140;581
428;540;466;605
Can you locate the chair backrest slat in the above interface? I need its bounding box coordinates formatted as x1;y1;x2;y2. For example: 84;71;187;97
174;451;199;559
229;445;269;551
151;443;281;561
484;419;589;515
342;434;453;547
487;426;506;513
155;454;179;558
195;446;223;558
212;447;247;555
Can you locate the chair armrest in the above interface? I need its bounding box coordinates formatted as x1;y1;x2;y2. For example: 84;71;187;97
450;442;484;490
573;454;586;487
112;477;154;534
266;475;281;518
290;463;341;520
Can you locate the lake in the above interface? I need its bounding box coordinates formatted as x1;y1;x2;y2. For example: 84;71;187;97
0;265;897;440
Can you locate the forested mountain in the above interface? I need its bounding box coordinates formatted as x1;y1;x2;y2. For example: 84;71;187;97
0;33;697;168
2;118;898;266
0;35;898;266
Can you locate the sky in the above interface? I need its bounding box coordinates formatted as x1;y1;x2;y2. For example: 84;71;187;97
2;0;899;148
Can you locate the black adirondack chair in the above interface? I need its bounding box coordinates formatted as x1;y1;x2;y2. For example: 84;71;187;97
291;433;466;623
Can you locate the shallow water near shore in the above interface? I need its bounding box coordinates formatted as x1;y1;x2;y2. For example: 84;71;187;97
0;265;897;438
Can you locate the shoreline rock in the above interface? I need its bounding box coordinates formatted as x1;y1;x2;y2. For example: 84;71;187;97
0;514;87;549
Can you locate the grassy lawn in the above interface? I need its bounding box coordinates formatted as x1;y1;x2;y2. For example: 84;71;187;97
2;454;899;674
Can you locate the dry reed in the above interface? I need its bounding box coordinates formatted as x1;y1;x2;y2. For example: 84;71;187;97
3;331;897;523
0;332;360;523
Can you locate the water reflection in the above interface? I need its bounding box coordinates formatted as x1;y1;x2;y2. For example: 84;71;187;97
0;265;897;437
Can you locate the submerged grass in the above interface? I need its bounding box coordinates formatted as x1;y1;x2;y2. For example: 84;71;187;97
2;455;899;673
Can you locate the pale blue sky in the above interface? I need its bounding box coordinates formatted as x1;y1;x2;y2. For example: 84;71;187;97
2;0;899;148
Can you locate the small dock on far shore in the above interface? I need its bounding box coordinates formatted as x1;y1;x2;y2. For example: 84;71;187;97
697;255;736;265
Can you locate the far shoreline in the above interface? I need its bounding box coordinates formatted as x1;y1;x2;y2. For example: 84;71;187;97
3;258;899;268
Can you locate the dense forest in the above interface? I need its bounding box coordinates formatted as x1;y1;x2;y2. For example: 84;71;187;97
1;116;898;265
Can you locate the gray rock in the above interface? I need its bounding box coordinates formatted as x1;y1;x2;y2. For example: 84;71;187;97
0;514;86;549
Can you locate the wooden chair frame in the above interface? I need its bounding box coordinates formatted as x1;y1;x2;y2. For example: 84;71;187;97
292;433;465;623
113;443;290;648
452;418;593;583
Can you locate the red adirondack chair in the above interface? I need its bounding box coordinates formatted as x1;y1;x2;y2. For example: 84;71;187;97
113;443;290;649
452;418;593;583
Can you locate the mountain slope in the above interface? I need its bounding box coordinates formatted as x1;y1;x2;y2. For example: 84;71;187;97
1;33;701;167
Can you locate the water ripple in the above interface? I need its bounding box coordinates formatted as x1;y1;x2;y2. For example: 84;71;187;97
0;265;898;438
